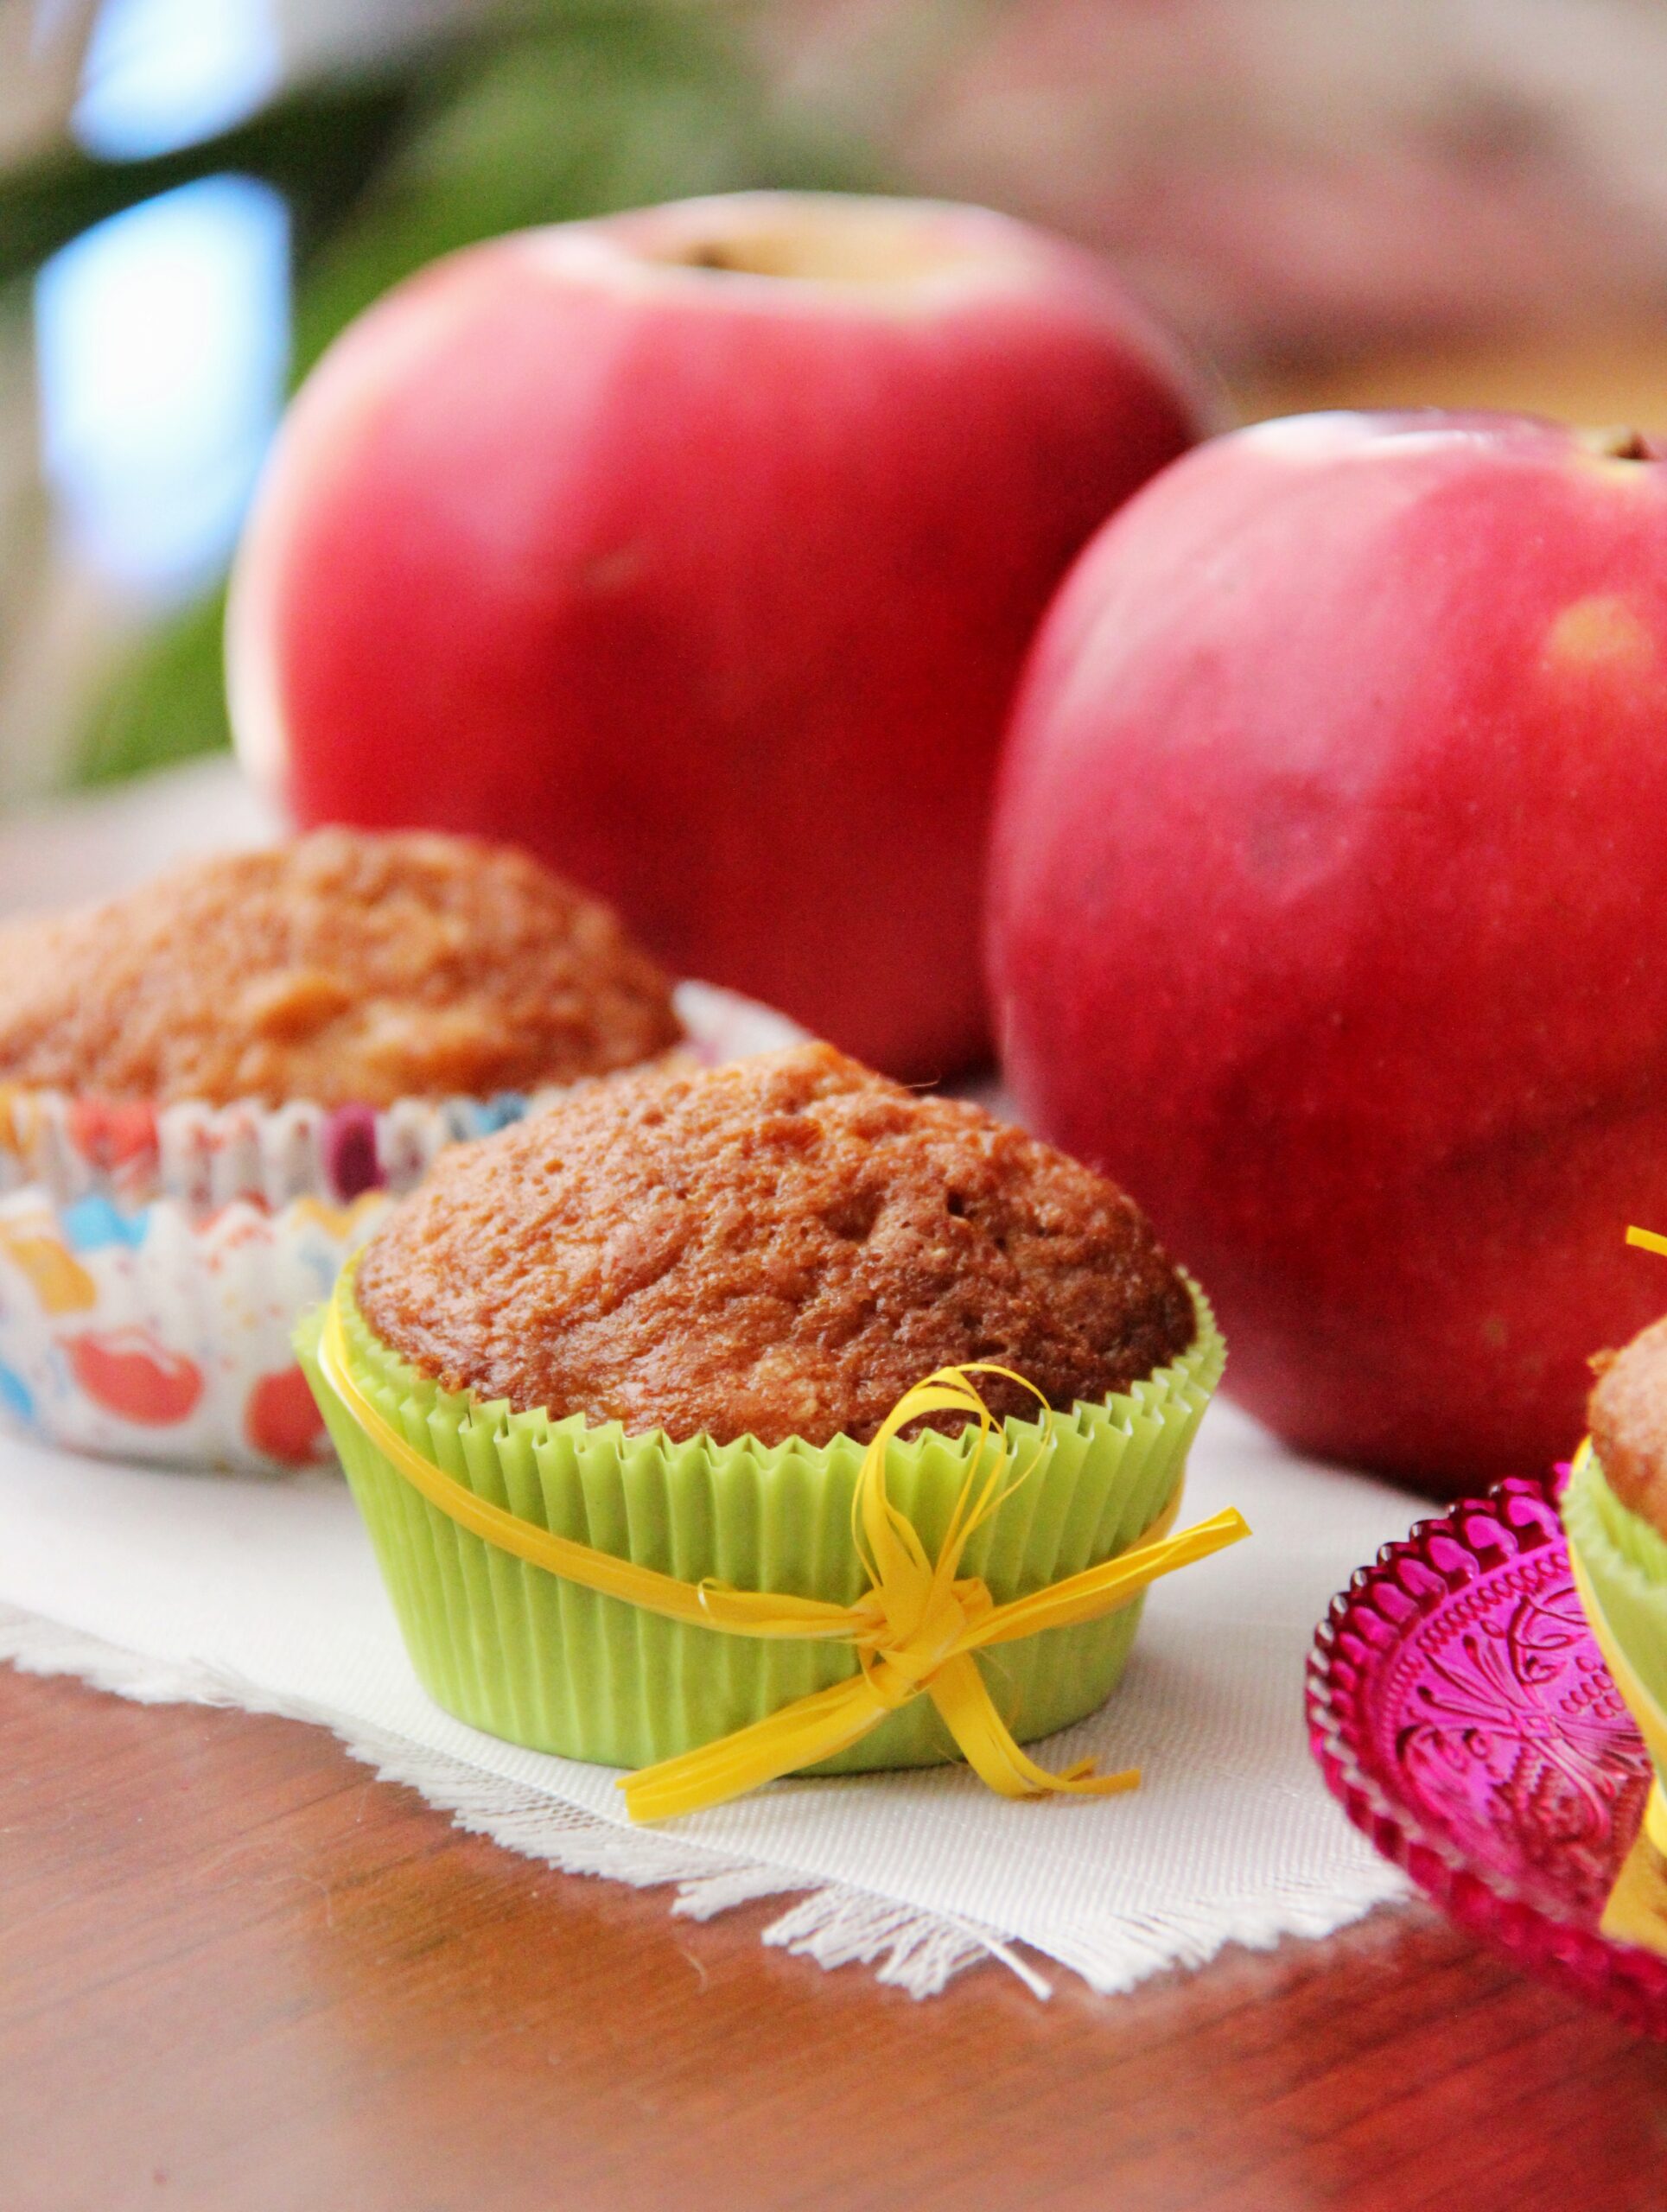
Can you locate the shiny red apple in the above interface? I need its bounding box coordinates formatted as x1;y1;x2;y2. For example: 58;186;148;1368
989;410;1667;1490
227;191;1210;1078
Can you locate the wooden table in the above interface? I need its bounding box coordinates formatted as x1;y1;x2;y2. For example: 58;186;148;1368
3;1662;1664;2211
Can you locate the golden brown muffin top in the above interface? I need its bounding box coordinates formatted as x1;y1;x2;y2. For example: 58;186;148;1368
1589;1317;1667;1539
355;1040;1196;1446
0;829;682;1109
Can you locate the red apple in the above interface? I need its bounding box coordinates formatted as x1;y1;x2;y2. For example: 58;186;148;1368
227;191;1211;1078
989;410;1667;1490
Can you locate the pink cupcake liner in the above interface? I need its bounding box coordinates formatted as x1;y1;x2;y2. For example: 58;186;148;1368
1308;1468;1667;2037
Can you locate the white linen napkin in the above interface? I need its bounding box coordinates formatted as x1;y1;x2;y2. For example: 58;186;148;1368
0;1395;1416;1996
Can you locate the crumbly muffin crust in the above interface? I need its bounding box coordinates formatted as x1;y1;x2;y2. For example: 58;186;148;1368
355;1040;1196;1446
1589;1318;1667;1540
0;829;681;1108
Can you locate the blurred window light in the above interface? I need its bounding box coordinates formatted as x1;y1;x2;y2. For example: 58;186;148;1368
34;175;291;600
73;0;282;160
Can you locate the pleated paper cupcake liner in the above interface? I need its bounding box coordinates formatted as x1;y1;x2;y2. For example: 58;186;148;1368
0;982;804;1473
1565;1447;1667;1798
0;982;776;1215
0;1188;385;1473
298;1280;1226;1773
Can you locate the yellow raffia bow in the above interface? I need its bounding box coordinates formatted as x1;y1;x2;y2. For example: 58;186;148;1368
316;1280;1249;1822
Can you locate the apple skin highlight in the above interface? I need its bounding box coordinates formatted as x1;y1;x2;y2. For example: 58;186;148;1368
989;409;1667;1491
229;191;1210;1081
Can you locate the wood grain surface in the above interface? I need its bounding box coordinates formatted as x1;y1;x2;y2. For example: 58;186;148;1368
3;1662;1664;2212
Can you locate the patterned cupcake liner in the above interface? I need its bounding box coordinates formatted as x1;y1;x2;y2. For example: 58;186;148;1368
0;982;803;1475
0;1083;531;1216
0;982;772;1216
0;1189;381;1471
297;1279;1226;1772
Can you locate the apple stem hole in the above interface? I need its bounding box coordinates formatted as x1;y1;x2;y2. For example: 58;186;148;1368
1578;425;1661;461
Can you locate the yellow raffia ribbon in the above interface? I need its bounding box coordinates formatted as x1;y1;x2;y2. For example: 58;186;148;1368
1600;1219;1667;1921
1568;1435;1667;1955
315;1279;1249;1822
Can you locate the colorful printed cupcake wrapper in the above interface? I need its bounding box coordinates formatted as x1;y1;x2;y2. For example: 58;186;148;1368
0;983;782;1216
0;1071;512;1471
297;1278;1226;1774
0;1186;387;1473
0;982;802;1474
0;1080;547;1215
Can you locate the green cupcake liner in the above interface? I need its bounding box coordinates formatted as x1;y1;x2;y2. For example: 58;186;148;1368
297;1281;1225;1774
1565;1448;1667;1789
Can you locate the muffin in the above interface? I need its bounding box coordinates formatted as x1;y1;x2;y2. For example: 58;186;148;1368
0;829;679;1109
1568;1319;1667;1865
301;1043;1225;1778
0;828;740;1473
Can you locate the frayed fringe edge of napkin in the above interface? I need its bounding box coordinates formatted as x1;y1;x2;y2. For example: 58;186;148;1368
0;1599;1404;2001
0;1599;1037;1997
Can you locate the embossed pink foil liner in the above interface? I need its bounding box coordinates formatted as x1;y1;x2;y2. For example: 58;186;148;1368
1308;1471;1667;2038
